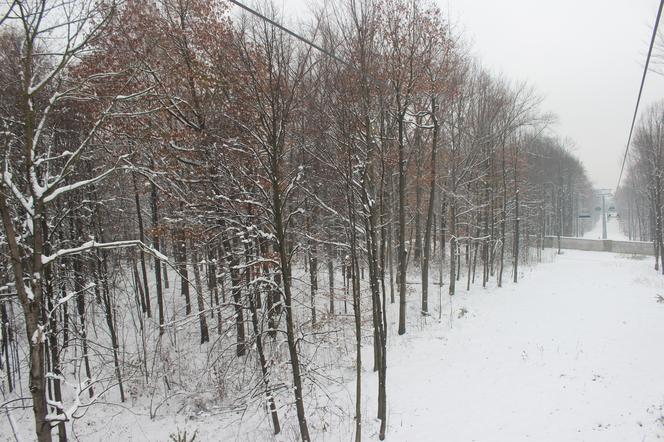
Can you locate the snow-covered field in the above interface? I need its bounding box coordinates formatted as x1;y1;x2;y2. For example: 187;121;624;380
131;251;663;440
375;249;664;441
5;247;664;441
584;216;627;240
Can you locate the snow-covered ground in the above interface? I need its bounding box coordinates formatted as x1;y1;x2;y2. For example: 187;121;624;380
367;250;664;441
584;216;627;240
5;248;664;441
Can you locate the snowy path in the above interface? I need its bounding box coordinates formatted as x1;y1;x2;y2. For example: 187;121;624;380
583;216;627;240
382;251;664;441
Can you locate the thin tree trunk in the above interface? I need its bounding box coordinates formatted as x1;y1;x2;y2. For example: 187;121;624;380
42;221;66;441
176;225;192;316
414;117;423;264
248;281;280;434
449;199;457;297
99;254;125;402
161;238;170;289
327;242;335;315
132;173;151;317
271;167;310;441
150;174;165;334
71;218;93;399
221;230;246;357
397;108;408;335
308;239;317;325
514;187;521;283
191;244;210;344
421;95;438;315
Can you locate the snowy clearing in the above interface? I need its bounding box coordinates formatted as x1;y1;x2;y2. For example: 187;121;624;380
584;216;627;241
36;248;664;442
374;249;664;441
2;2;662;440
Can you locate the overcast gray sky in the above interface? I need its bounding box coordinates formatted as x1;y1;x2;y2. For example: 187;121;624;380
278;0;664;190
446;0;664;190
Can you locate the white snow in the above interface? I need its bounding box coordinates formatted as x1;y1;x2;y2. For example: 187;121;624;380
356;250;664;441
31;325;45;344
6;248;664;442
41;239;168;265
42;169;116;203
24;285;34;301
584;216;627;241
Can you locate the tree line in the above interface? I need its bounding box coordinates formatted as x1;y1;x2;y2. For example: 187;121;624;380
616;100;664;270
0;1;593;441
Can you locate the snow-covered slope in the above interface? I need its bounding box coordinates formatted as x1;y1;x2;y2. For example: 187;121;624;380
7;249;663;442
584;216;628;241
362;250;664;441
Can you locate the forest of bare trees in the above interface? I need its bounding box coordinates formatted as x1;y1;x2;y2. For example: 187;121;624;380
615;100;664;271
0;1;595;441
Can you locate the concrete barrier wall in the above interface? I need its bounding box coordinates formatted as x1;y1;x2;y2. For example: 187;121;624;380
542;236;654;256
611;240;655;255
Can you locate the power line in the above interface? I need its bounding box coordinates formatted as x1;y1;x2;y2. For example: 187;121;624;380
227;0;352;68
616;0;664;190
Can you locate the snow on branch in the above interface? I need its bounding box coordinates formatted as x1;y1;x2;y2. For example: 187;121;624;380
48;284;95;317
43;167;116;203
42;239;168;266
2;170;34;217
42;153;133;204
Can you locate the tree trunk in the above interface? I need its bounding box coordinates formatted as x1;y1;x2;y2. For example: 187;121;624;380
150;175;165;335
42;221;66;441
271;168;310;441
513;188;520;283
414;118;423;265
132;173;151;317
308;240;317;325
421;96;438;316
72;218;93;399
221;231;246;357
191;244;210;344
248;281;281;434
397;108;408;335
99;254;125;402
0;192;50;441
327;243;335;315
176;225;192;316
449;200;457;297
